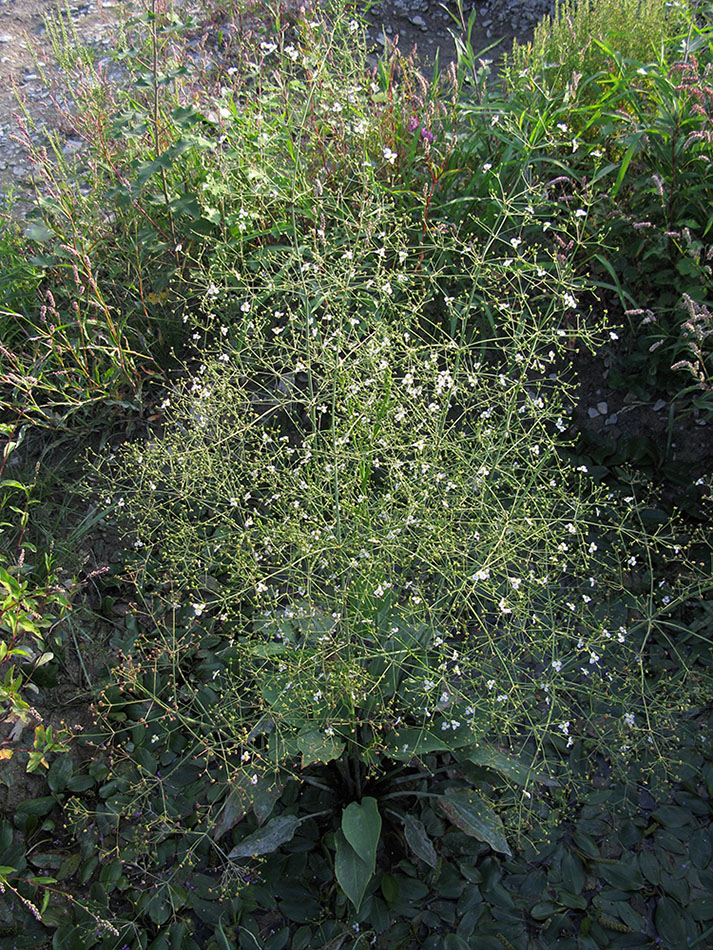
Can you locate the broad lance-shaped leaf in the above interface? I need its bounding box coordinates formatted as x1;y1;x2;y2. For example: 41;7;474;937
382;720;476;761
297;728;345;768
342;797;381;869
457;744;557;787
401;814;437;868
437;788;511;857
334;829;373;912
227;814;300;860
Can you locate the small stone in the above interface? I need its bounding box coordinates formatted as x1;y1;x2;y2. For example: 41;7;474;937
410;14;426;28
596;401;608;415
0;33;13;43
652;398;667;412
587;407;600;419
604;413;618;426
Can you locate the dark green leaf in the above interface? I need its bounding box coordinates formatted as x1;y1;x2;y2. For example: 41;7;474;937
56;853;81;881
530;901;556;920
691;831;712;869
335;829;373;911
66;774;95;793
690;897;713;921
443;936;469;950
600;861;644;891
382;721;475;760
655;896;687;946
558;890;587;910
99;859;123;890
639;850;660;886
47;756;73;795
437;789;511;856
228;815;300;860
381;872;399;904
562;853;585;895
652;806;693;828
342;797;381;869
16;797;56;817
401;814;437;868
461;745;556;786
213;790;246;841
296;729;344;767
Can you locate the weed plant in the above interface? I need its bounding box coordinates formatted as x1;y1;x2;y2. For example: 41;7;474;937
91;11;711;934
0;0;711;946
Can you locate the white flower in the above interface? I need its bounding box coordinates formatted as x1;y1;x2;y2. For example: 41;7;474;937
241;751;251;762
383;147;397;164
486;680;495;691
250;774;259;785
240;300;251;313
193;603;206;616
551;659;562;672
624;712;635;727
482;162;492;172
